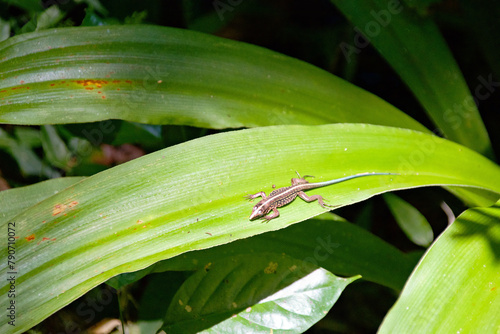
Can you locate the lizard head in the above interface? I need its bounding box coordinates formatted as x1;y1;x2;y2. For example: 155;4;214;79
249;200;270;220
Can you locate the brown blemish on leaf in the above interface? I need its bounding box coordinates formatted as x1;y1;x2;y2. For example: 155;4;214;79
53;201;78;215
74;79;108;88
25;234;35;241
53;204;67;215
264;261;278;274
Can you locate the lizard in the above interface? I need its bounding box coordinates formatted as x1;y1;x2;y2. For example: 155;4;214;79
245;171;396;222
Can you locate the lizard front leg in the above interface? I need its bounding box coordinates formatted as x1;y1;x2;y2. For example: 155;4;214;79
262;207;280;222
297;191;336;208
245;192;267;200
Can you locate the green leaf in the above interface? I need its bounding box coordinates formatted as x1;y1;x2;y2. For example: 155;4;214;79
1;123;500;332
383;193;433;247
379;199;500;333
0;128;59;178
161;254;359;333
13;127;41;148
108;215;416;292
34;6;65;31
2;0;43;12
0;177;84;222
0;18;10;42
331;0;493;157
137;271;185;334
0;25;427;133
111;122;162;150
40;125;71;170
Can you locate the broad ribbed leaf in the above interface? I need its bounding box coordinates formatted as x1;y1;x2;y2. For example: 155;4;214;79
0;25;427;132
379;199;500;332
331;0;492;157
162;254;358;333
1;124;500;333
108;215;417;292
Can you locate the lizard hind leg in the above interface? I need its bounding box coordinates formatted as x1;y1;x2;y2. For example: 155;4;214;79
295;171;314;179
293;171;315;185
297;191;336;208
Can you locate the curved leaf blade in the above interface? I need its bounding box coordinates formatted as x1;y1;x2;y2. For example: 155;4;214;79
383;193;433;247
331;0;492;157
108;215;417;292
0;25;427;132
379;200;500;333
161;254;359;333
1;123;500;332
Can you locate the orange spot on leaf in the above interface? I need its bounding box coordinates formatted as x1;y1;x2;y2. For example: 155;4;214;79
25;234;35;241
53;203;67;216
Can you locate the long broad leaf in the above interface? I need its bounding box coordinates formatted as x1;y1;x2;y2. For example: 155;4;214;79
0;25;427;132
379;199;500;332
161;254;358;333
331;0;492;157
1;124;500;332
108;215;417;292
